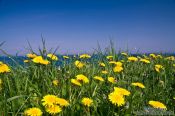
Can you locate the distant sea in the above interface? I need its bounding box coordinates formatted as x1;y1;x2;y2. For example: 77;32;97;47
0;56;26;66
0;53;175;66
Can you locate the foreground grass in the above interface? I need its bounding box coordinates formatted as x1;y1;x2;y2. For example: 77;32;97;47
0;46;175;115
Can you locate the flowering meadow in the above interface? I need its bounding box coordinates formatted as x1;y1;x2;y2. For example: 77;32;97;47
0;43;175;116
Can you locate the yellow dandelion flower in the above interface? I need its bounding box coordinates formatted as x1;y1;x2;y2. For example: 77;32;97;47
46;105;62;115
149;54;156;58
109;61;116;64
75;60;84;68
155;64;164;72
106;55;113;60
52;80;59;86
41;60;50;65
76;74;89;83
165;56;175;61
115;61;123;66
57;98;69;107
101;70;108;74
121;52;127;56
131;82;145;88
109;61;123;66
113;66;123;73
24;107;42;116
157;55;162;59
108;92;125;106
128;56;138;62
148;101;167;110
108;77;116;84
79;54;91;58
140;59;150;64
81;97;93;107
155;64;163;69
32;56;50;65
94;76;104;82
99;62;105;67
27;53;37;59
24;59;29;63
63;56;69;59
114;87;130;96
42;95;59;107
47;54;58;61
0;63;10;73
71;79;82;86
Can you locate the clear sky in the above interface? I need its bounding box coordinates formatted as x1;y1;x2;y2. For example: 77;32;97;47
0;0;175;55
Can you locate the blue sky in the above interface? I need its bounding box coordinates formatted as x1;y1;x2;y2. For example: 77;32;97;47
0;0;175;55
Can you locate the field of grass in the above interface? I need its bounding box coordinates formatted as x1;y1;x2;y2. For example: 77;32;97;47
0;42;175;116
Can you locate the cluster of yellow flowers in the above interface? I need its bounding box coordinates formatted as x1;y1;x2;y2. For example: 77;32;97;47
32;56;50;65
71;74;89;86
71;74;117;85
108;86;167;110
109;61;123;73
81;97;93;107
24;94;69;115
149;54;164;59
108;87;130;106
47;54;58;61
42;94;69;114
0;62;10;73
74;60;84;68
26;53;60;65
140;58;150;64
155;64;164;72
128;56;138;62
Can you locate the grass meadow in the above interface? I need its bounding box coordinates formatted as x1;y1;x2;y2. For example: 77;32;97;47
0;41;175;116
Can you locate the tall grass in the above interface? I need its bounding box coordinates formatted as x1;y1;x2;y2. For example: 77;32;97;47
0;41;175;116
